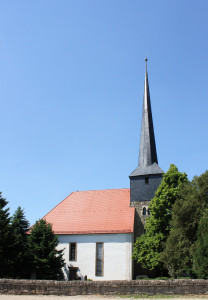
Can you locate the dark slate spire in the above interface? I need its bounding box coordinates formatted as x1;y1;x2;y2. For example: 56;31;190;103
139;58;158;166
130;59;163;177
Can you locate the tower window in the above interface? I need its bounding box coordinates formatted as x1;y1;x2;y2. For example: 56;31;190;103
143;207;146;215
145;177;149;184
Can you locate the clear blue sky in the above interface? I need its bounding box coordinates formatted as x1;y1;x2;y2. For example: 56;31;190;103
0;0;207;225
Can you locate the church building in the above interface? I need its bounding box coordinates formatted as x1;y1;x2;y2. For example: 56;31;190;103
43;60;164;280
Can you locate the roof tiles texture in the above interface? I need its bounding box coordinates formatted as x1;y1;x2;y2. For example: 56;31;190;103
43;189;135;235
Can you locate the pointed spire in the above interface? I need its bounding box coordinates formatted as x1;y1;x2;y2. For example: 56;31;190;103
139;58;158;166
129;59;164;177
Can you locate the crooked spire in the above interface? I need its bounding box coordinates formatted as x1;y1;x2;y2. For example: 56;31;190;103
138;59;158;166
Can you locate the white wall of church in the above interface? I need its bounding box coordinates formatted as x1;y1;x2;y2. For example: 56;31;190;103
57;233;133;281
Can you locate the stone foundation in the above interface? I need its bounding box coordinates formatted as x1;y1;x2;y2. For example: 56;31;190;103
0;279;208;296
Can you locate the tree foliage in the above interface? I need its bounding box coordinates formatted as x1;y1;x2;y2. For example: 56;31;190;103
0;192;13;277
11;206;30;278
162;170;208;277
28;219;64;280
0;191;65;280
193;210;208;278
132;164;188;272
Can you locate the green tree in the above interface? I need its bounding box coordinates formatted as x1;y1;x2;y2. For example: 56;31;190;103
161;226;193;278
193;210;208;278
11;206;30;278
162;171;208;277
28;219;64;280
132;164;188;273
0;192;13;277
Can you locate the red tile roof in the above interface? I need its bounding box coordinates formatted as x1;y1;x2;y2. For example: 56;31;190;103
43;188;135;234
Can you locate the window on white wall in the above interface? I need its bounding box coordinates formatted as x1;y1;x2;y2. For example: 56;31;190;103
96;242;104;276
69;242;77;261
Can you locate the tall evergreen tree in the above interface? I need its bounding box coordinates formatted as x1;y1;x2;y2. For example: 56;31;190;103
28;219;64;280
0;192;13;277
132;164;188;273
11;206;30;278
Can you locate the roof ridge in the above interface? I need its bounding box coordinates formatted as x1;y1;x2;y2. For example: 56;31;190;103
51;207;134;213
73;188;129;193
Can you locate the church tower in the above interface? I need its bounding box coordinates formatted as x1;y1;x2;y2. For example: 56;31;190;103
129;59;164;235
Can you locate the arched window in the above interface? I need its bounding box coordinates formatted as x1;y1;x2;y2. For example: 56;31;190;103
143;207;146;215
148;209;150;215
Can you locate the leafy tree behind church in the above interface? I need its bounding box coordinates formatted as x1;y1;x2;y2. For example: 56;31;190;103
162;170;208;277
133;167;208;279
132;164;188;274
28;219;64;280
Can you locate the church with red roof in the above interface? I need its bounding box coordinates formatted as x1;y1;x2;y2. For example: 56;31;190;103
43;60;164;280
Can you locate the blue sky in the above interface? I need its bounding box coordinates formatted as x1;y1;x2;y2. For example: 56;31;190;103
0;0;207;225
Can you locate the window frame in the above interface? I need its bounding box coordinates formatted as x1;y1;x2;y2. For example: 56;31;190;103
95;242;104;277
69;242;77;261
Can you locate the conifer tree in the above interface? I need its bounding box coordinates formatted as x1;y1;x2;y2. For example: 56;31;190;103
0;192;13;277
28;219;64;280
11;206;30;278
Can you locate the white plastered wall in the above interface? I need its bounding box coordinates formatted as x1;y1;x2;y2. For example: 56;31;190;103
57;233;133;281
